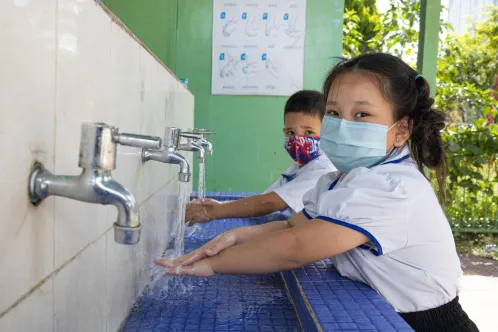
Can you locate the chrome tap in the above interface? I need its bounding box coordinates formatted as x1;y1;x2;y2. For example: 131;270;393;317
178;132;206;163
181;128;216;156
142;127;191;182
28;123;163;245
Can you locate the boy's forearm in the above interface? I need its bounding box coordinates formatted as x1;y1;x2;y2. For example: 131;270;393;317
213;192;287;219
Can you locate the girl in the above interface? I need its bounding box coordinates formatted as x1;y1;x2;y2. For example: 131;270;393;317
155;53;479;332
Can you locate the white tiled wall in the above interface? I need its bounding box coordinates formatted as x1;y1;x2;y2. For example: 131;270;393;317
0;0;194;331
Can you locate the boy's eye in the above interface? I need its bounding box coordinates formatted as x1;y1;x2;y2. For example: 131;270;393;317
304;130;314;136
354;112;369;118
326;110;339;117
286;131;295;136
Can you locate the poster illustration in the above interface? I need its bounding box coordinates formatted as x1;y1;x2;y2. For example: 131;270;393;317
212;0;307;96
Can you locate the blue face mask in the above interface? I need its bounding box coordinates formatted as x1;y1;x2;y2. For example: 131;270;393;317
320;116;397;173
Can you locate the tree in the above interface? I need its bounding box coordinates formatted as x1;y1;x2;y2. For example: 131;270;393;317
343;0;424;60
343;0;380;56
436;6;498;122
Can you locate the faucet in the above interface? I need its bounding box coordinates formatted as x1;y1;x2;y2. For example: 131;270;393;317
28;122;163;245
141;127;191;182
181;128;216;156
178;132;206;163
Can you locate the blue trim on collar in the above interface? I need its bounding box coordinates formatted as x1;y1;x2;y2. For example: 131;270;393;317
302;209;313;220
381;154;410;165
328;178;340;191
316;215;383;256
281;174;295;182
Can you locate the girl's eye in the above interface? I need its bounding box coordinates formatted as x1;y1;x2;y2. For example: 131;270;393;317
326;110;339;117
305;130;314;136
354;112;369;118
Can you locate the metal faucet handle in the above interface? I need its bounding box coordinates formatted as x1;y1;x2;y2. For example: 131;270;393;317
180;132;203;140
188;128;216;136
113;133;162;150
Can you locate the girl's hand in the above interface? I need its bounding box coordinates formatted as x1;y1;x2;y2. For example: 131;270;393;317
185;198;221;224
154;231;237;267
157;258;215;277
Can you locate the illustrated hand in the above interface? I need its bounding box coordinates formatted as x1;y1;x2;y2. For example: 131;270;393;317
155;258;215;277
185;198;221;224
154;231;236;268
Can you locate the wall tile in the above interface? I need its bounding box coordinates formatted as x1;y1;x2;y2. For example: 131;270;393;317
107;22;143;225
106;229;136;332
0;0;56;314
54;0;113;266
54;235;107;332
0;279;54;332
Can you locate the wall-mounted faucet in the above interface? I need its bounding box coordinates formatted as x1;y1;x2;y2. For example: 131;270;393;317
141;127;191;182
181;128;216;156
28;123;163;245
178;132;206;163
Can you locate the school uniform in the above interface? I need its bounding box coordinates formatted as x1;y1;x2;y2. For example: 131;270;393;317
302;146;479;331
264;154;336;217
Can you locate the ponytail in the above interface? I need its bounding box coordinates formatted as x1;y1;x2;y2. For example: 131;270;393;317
409;78;448;201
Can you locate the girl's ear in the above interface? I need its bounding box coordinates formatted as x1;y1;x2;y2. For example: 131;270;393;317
394;116;411;147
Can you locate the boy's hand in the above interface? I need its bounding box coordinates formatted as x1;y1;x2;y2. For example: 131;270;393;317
154;231;236;268
159;258;215;277
185;198;221;224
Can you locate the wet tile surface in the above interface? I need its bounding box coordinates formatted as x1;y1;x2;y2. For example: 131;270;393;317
124;192;412;331
122;241;300;332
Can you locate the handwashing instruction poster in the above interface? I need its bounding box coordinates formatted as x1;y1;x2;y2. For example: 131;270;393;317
212;0;307;96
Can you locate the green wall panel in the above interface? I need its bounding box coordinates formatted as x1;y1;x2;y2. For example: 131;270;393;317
104;0;178;70
104;0;344;192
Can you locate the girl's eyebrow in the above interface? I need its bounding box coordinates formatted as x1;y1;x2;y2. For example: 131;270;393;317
327;100;376;106
354;100;375;106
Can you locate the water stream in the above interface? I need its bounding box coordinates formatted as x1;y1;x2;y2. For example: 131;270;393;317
172;181;189;257
185;162;205;237
143;182;193;299
198;162;205;200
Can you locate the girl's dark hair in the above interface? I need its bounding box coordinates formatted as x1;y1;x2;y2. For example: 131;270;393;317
284;90;325;119
323;53;447;200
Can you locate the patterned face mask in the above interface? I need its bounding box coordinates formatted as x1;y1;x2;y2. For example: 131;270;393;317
284;136;322;166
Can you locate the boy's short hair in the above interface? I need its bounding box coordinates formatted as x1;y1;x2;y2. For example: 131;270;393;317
284;90;325;119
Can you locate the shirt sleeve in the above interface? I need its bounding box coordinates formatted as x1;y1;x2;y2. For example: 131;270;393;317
272;167;332;213
263;177;284;195
311;168;410;256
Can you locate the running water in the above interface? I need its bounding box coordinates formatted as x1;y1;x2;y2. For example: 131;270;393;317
172;181;189;257
198;162;206;199
185;162;206;238
144;182;194;299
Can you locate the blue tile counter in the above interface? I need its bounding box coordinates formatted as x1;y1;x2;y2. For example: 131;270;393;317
123;192;413;331
123;240;300;332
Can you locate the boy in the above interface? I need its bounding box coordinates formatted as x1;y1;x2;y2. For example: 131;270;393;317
185;90;336;224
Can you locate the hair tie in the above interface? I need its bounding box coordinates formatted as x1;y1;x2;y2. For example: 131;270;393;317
415;74;423;80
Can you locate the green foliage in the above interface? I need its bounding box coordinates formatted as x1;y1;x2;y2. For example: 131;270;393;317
436;81;498;122
436;6;498;123
343;0;380;56
442;120;498;231
343;0;449;60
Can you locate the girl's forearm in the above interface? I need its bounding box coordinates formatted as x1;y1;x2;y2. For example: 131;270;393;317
208;219;370;275
234;220;290;244
213;192;287;219
209;230;301;274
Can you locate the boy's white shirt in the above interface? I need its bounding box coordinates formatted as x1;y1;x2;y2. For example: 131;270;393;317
263;154;336;216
